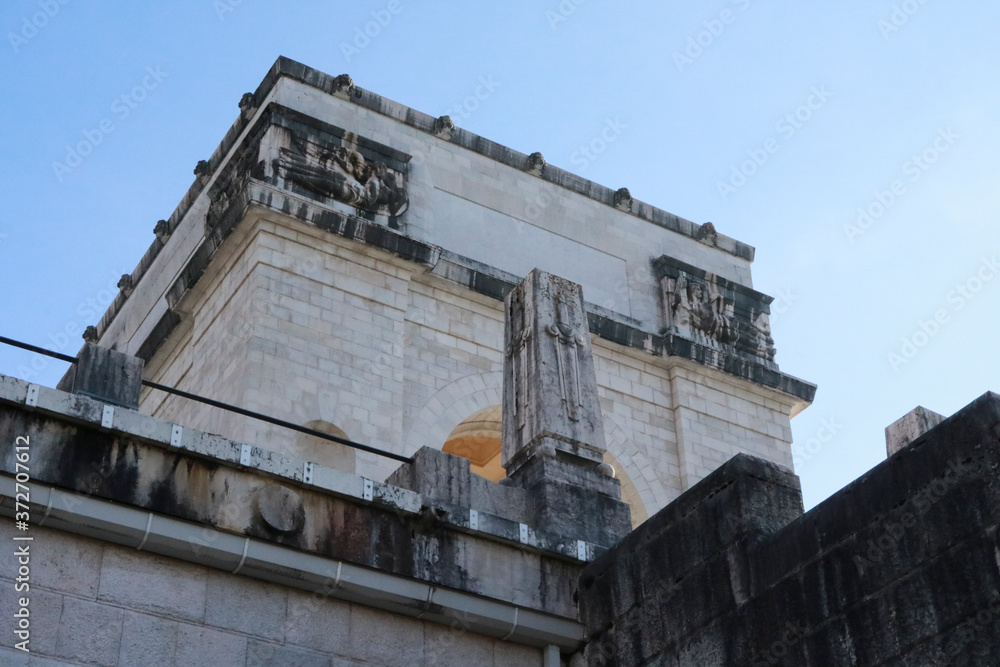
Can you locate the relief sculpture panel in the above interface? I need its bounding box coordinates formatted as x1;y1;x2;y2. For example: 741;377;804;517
654;255;776;363
275;138;408;216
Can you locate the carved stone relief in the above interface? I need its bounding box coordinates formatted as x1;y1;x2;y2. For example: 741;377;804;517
655;255;776;363
274;134;408;217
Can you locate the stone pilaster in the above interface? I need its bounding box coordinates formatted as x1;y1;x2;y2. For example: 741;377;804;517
502;269;630;546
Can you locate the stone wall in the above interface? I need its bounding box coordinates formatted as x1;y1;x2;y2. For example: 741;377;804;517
138;212;801;521
90;57;812;524
0;521;541;666
575;391;1000;665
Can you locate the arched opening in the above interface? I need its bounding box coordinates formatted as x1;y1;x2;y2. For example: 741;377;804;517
441;405;650;527
603;451;649;528
442;405;504;482
295;420;356;474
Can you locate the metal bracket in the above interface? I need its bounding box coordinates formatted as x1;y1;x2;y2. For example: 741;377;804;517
363;478;373;501
170;425;183;448
519;523;529;544
469;509;479;530
577;540;588;561
25;384;40;408
240;443;252;466
101;406;115;429
303;462;314;485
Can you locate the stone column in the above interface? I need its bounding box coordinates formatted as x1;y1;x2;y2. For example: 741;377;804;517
502;269;630;546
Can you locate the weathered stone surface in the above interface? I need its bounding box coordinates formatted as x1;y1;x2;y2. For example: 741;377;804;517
247;640;332;667
885;404;945;456
117;611;179;667
423;622;494;665
0;400;581;618
346;604;424;665
576;391;1000;665
0;518;102;599
254;483;305;534
0;646;29;666
270;122;409;217
501;269;631;546
55;596;124;666
0;584;62;656
502;269;607;473
204;569;288;641
655;253;777;364
98;546;208;622
283;589;352;655
57;342;144;408
387;446;531;524
175;624;248;666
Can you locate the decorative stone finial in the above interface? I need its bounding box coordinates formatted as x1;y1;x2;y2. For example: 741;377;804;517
117;274;134;297
332;74;354;96
613;187;633;212
153;219;170;243
82;326;99;343
238;92;257;119
433;115;456;139
526;152;546;176
194;160;211;178
696;221;718;246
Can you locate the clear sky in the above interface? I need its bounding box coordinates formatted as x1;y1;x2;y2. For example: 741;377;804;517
2;1;998;509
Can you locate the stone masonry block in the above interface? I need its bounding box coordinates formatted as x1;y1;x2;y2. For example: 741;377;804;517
117;611;179;667
0;584;61;656
24;525;103;599
204;569;288;641
55;596;124;667
885;405;946;457
98;546;208;622
59;343;144;409
175;624;248;666
247;640;332;667
346;604;425;666
283;589;351;655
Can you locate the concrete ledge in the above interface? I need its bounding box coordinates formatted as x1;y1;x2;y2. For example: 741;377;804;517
0;476;584;652
0;373;606;616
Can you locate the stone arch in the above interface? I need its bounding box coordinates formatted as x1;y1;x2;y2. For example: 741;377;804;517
603;412;668;527
406;371;503;456
294;420;356;473
604;450;648;527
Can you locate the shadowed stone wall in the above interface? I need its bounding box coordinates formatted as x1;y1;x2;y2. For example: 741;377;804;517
576;392;1000;665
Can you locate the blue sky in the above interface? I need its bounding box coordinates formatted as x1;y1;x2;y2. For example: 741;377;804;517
2;1;998;508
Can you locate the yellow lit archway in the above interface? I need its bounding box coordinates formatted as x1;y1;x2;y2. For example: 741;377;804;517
442;405;504;482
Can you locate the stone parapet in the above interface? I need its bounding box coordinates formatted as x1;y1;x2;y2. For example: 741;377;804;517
575;391;1000;665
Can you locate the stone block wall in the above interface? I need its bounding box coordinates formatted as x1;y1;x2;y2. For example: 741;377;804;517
575;391;1000;665
0;521;542;666
138;211;800;520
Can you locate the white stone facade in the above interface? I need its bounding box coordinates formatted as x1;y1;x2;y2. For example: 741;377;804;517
96;58;813;527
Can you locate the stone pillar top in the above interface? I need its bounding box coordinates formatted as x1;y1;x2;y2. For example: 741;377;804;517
885;405;945;456
502;269;607;475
